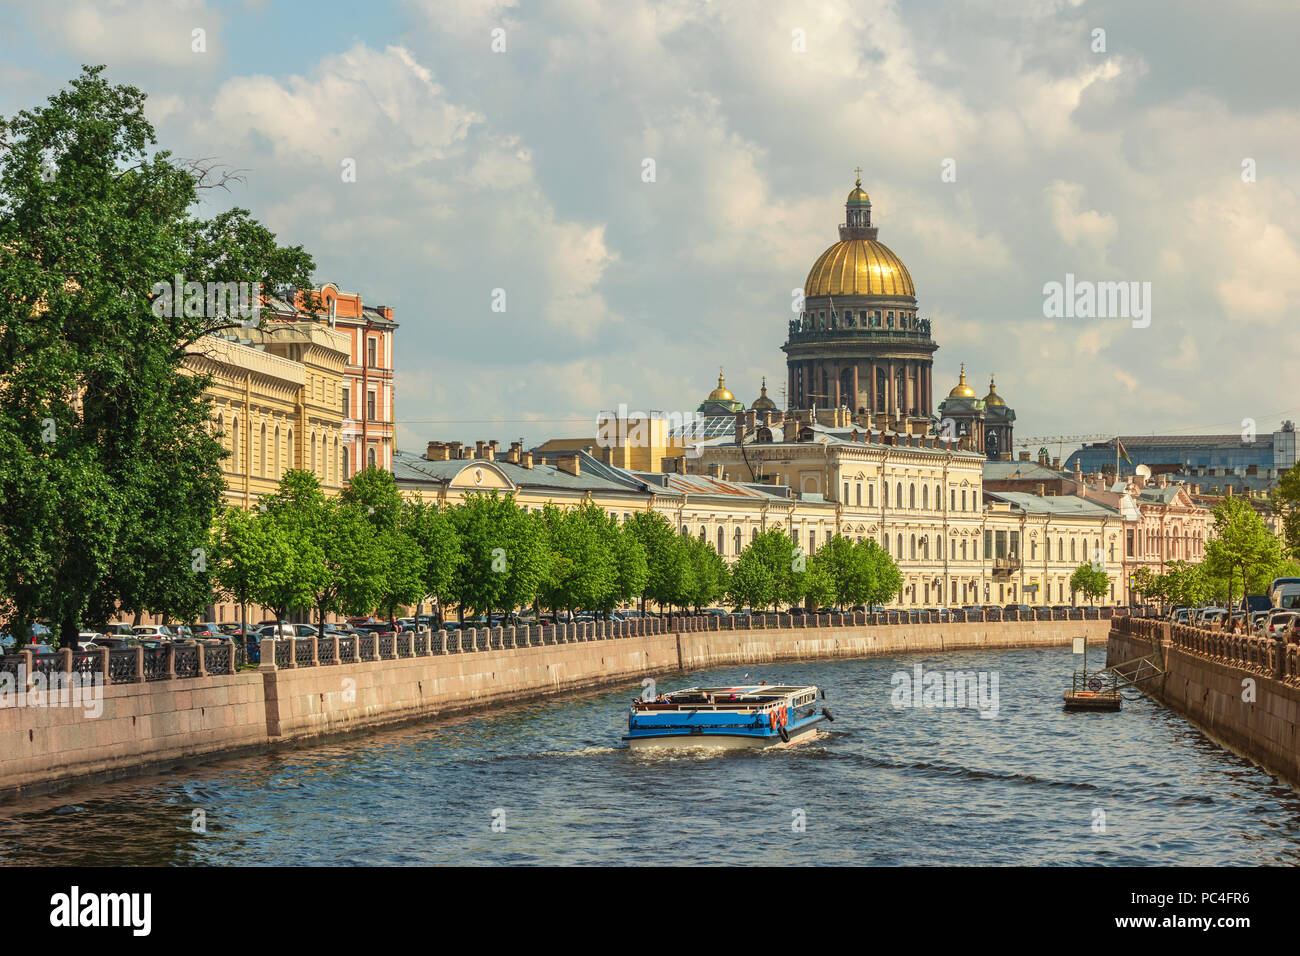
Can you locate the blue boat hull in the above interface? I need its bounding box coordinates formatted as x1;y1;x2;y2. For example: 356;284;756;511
623;713;826;750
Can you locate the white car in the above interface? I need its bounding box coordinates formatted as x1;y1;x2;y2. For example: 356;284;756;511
1265;611;1299;639
132;625;176;641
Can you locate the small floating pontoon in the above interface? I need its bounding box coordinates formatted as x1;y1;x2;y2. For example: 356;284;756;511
623;684;831;750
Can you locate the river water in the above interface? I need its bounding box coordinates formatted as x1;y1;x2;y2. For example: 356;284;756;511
2;646;1298;866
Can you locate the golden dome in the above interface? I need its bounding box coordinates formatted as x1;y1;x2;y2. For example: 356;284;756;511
948;364;977;399
984;374;1005;406
752;377;778;410
805;238;915;298
707;367;735;403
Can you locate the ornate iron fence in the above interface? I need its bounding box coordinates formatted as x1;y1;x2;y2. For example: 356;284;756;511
378;635;395;659
173;645;199;678
143;647;169;681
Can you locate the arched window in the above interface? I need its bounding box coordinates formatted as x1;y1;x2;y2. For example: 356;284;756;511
368;446;377;469
896;533;903;556
922;485;928;510
896;482;903;507
883;483;889;507
287;429;294;468
718;527;725;554
334;438;340;483
274;425;281;476
342;444;349;480
682;524;689;536
910;535;917;559
735;528;742;553
310;433;317;475
1057;537;1064;561
231;417;239;472
1070;539;1076;562
884;535;890;555
909;484;916;509
751;527;758;542
699;525;706;541
260;423;267;477
935;484;941;508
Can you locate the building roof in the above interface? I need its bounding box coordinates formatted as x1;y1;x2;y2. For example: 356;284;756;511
393;449;644;496
985;491;1120;518
982;461;1067;481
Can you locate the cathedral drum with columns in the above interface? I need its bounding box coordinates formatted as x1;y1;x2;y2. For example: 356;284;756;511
783;174;936;425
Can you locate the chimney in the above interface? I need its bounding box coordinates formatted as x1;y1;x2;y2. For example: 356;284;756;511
475;440;489;460
425;441;450;461
746;409;757;430
557;453;581;476
447;441;463;460
850;429;859;442
1051;457;1060;470
1038;448;1049;465
662;455;682;474
707;463;724;478
377;306;394;321
504;443;521;464
1036;483;1046;496
1156;474;1168;488
783;419;798;442
1019;451;1030;461
521;451;534;469
735;411;746;445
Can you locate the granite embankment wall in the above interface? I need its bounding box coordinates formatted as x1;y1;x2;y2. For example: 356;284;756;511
1;617;1111;797
1108;618;1300;788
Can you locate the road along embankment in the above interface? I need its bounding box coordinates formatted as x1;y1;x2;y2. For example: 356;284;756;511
1;615;1111;797
1108;617;1300;789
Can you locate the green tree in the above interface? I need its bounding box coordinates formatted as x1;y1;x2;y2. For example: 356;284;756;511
308;499;390;632
625;510;679;613
209;506;293;642
861;539;903;607
1270;465;1300;559
540;501;616;615
1204;497;1283;616
609;521;649;614
258;470;328;621
0;67;314;644
1069;562;1109;603
1130;566;1156;606
679;534;729;612
728;528;801;612
403;500;461;623
810;534;877;610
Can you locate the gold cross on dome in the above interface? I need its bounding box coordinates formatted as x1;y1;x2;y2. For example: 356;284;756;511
854;166;863;184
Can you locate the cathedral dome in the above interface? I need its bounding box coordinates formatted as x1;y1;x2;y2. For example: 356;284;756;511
752;377;778;410
707;368;735;403
984;375;1005;407
804;175;915;298
948;364;977;399
804;239;915;298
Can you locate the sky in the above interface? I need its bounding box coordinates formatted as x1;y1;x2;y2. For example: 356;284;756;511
2;0;1298;458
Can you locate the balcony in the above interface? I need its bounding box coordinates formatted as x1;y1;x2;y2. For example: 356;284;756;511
992;555;1021;574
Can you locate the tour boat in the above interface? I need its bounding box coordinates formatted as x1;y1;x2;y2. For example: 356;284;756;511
623;684;831;750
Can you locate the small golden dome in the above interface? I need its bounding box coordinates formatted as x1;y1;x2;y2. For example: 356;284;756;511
984;374;1005;406
805;238;915;298
847;169;870;205
707;367;735;403
948;364;977;399
752;377;778;410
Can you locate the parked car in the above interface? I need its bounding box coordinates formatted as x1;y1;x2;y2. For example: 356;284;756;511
91;635;141;650
102;622;135;637
132;625;176;641
1265;611;1300;639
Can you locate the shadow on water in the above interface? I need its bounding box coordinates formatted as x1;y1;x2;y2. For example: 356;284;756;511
3;647;1300;865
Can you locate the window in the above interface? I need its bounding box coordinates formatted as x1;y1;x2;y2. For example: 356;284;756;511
951;489;956;511
260;424;267;477
868;484;874;507
342;386;350;417
367;391;376;422
809;531;816;553
909;484;916;509
897;482;903;506
367;446;376;469
922;485;928;510
961;490;967;511
342;445;350;479
984;529;992;558
843;482;849;503
910;535;916;559
367;337;378;368
735;528;742;553
718;527;725;554
231;418;239;471
856;483;862;507
1126;528;1134;557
